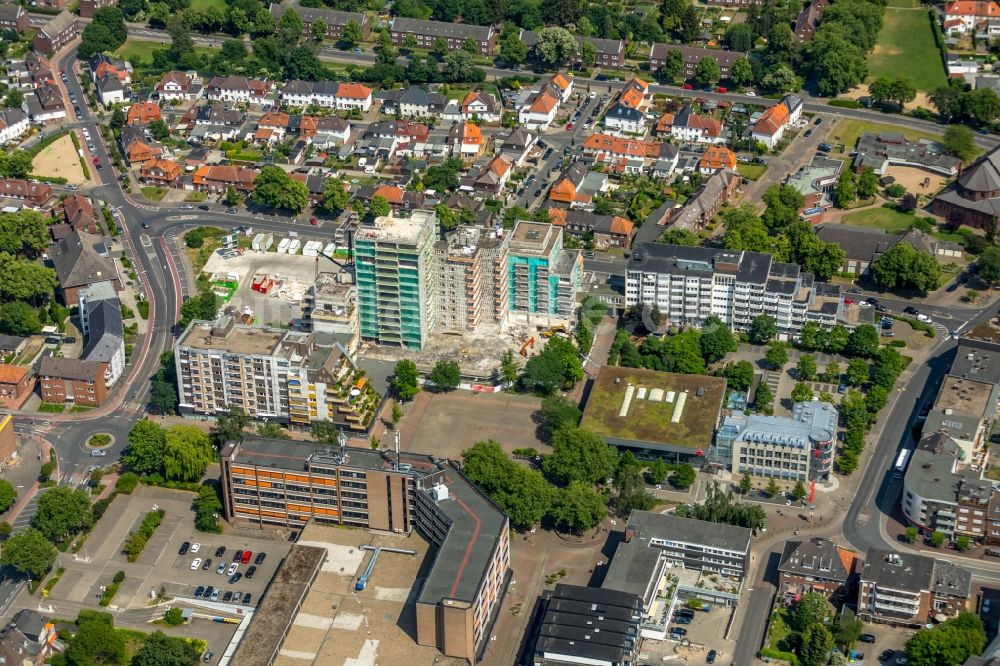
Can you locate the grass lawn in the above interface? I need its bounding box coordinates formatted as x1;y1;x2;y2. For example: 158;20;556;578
736;164;768;180
869;9;947;92
834;119;942;153
140;186;167;202
189;0;226;10
886;0;917;6
38;402;65;413
185;191;208;202
69;405;94;414
115;40;216;67
842;206;919;234
767;607;794;652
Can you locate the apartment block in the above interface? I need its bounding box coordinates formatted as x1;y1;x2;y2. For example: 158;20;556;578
354;211;438;349
174;317;380;431
301;271;359;352
433;226;509;333
778;538;857;602
507;221;582;326
390;17;496;56
715;401;837;481
32;12;78;56
38;357;107;406
625;243;842;334
858;549;971;627
220;436;510;664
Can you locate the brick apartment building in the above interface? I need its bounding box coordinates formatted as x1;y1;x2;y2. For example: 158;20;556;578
390;17;496;55
38;357;108;406
32;12;78;56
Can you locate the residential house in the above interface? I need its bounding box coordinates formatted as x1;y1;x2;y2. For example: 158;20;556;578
204;76;271;105
459;91;500;122
307;115;351;146
79;0;116;16
787;155;843;213
88;53;131;86
0;335;27;358
25;52;54;86
119;125;162;165
82;297;125;387
816;223;957;276
354;184;424;211
0;5;27;33
698;145;738;173
578;36;625;69
548;163;610;208
499;127;536;166
704;0;763;4
192;165;258;194
517;74;573;131
126;101;161;126
751;94;802;149
62;194;97;233
0;108;29;145
28;82;67;123
139;158;182;187
778;537;857;601
655;104;724;144
444;192;495;226
858;549;971;627
0;179;53;208
0;610;59;666
95;74;128;107
649;44;742;80
38;356;108;406
269;2;369;41
793;0;829;41
154;70;201;101
377;85;446;117
943;0;1000;33
48;229;120;303
448;121;483;158
549;208;635;249
604;78;652;135
931;144;1000;233
466;155;512;195
0;364;34;409
390;17;496;56
187;103;245;129
948;56;981;78
582;133;666;174
280;80;373;111
667;169;740;232
32;12;78;56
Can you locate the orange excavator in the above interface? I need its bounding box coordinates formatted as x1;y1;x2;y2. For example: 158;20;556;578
519;337;535;357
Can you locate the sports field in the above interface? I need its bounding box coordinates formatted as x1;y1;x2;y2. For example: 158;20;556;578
868;8;947;92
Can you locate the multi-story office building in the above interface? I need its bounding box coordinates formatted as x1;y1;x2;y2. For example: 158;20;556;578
507;221;582;326
174;317;379;431
858;549;971;627
433;226;509;333
715;401;837;481
625;243;841;334
354;211;437;349
220;436;509;664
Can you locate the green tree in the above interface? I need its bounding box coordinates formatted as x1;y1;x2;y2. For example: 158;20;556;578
943;125;978;162
832;607;863;648
498;31;528;64
162;425;213;482
834;169;857;208
979;246;1000;284
648;460;669;484
434;203;459;230
519;337;583;394
222;186;241;207
905;612;986;666
614;452;656;515
368;194;391;219
963;87;1000;126
871;243;941;293
252;166;309;212
791;381;813;403
210;404;249;450
671;463;697;490
0;302;41;336
755;381;773;413
66;618;126;666
194;484;223;533
749;315;777;345
499;348;519;386
846;358;869;386
956;535;971;551
656;48;684;81
256;421;288;439
800;624;835;666
429;359;461;392
0;254;58;304
725;22;755;52
765;342;788;370
0;479;16;513
534;26;577;67
931;530;946;547
793;591;831;631
857;167;879;199
792;480;806;502
311;19;327;43
340;19;362;47
700;315;737;363
797;354;817;381
823;362;841;384
538;395;581;440
0;528;56;579
847;324;880;358
718;360;755;392
391;359;420;401
131;630;202;665
905;526;919;542
658;228;700;246
730;57;754;87
580;40;596;66
542;427;618;486
33;486;92;541
549;481;606;533
2;88;22;109
694;57;721;85
462;440;552;528
765;477;781;498
277;7;304;44
79;7;128;58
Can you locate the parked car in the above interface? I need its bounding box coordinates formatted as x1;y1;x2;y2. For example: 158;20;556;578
227;562;239;576
947;282;960;292
202;558;212;571
241;550;252;565
254;552;266;565
228;572;242;584
245;565;257;579
860;634;876;643
242;593;251;604
190;543;201;554
903;306;919;315
670;627;687;636
916;313;932;323
216;562;226;575
233;550;243;562
214;546;226;558
804;129;813;137
202;651;213;663
198;205;210;211
223;591;233;602
190;558;202;570
879;649;894;662
210;589;220;601
706;650;717;664
180;204;194;210
225;208;237;214
194;585;205;598
90;450;107;457
674;616;692;625
204;586;214;599
814;117;823;125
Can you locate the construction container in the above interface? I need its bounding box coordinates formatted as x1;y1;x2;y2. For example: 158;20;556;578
277;238;290;254
251;233;273;252
287;239;302;255
302;240;322;257
323;242;337;257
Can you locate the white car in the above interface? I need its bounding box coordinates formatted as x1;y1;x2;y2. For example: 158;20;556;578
190;558;202;570
745;91;757;97
916;313;932;323
190;543;201;554
227;562;239;576
81;128;90;138
180;204;194;210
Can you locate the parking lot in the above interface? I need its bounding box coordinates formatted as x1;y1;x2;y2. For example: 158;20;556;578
852;621;915;665
639;600;734;664
168;534;291;608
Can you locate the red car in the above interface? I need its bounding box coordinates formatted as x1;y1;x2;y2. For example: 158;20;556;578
715;86;728;94
241;550;252;564
309;217;318;226
92;156;100;166
565;123;573;130
682;83;693;90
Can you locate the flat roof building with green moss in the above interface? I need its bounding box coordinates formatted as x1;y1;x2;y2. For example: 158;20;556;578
581;365;726;462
